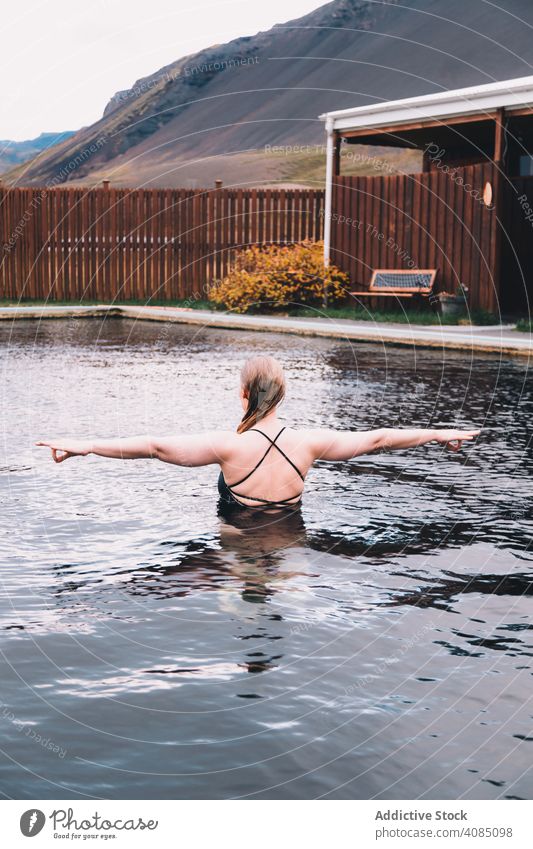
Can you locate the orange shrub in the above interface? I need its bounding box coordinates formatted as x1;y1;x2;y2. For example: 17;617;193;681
209;241;349;313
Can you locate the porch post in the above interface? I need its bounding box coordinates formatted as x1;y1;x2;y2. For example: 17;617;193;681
490;108;506;314
324;116;335;267
493;108;506;164
333;132;342;177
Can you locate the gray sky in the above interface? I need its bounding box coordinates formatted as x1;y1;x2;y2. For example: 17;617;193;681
2;0;325;140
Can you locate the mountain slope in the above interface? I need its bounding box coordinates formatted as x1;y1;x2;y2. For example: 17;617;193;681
8;0;533;188
0;131;74;174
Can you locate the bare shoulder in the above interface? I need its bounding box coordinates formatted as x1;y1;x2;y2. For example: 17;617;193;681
186;429;238;445
284;427;333;460
295;427;335;450
213;430;241;441
209;430;242;456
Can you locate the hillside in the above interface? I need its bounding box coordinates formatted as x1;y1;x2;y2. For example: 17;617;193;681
7;0;533;188
0;131;74;174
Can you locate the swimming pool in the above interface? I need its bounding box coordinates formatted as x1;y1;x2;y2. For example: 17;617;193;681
1;317;532;799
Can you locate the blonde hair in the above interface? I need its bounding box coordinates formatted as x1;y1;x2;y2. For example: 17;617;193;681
237;356;286;434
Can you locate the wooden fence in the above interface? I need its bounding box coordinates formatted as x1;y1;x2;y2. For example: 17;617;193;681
0;186;325;301
331;163;498;312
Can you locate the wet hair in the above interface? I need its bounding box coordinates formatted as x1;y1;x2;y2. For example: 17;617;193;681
237;356;286;434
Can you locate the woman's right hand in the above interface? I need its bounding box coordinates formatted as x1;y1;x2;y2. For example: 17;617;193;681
35;439;91;463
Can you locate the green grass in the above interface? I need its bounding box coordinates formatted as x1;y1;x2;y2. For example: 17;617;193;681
0;297;222;311
288;304;500;326
515;318;533;332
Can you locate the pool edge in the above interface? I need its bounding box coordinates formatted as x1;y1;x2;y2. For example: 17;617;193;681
1;303;532;359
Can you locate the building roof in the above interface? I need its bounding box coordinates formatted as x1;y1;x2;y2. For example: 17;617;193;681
319;75;533;133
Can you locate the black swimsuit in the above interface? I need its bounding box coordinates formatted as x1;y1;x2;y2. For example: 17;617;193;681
218;426;305;510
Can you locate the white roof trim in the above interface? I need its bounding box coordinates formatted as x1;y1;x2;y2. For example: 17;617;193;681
319;75;533;133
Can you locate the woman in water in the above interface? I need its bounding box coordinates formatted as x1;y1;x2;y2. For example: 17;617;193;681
36;355;479;511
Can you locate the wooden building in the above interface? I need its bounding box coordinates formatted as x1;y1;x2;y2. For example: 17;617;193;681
320;76;533;314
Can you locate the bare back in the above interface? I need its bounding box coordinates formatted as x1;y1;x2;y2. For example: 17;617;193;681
219;425;315;508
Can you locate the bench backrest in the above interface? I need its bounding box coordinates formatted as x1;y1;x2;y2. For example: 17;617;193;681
368;269;437;294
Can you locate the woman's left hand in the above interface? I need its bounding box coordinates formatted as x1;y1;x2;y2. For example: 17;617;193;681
433;429;480;452
35;439;91;463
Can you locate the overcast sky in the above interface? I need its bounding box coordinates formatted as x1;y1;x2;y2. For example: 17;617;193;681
2;0;325;140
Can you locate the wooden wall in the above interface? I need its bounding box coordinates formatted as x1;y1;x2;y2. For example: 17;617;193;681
331;163;499;312
0;186;324;302
500;175;533;314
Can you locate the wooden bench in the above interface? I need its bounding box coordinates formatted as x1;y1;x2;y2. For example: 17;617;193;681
350;269;438;300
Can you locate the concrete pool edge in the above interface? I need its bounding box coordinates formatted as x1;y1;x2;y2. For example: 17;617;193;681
1;303;532;357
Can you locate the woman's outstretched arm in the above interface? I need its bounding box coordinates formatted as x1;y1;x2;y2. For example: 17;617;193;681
308;427;480;462
35;432;234;466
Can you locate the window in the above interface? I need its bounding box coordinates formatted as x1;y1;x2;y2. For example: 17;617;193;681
519;155;533;176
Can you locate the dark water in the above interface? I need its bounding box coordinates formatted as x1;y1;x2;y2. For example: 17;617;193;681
1;317;532;800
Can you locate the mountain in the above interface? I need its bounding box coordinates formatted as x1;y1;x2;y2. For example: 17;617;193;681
0;131;75;174
6;0;533;188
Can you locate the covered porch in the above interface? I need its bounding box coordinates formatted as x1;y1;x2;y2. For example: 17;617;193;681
320;76;533;315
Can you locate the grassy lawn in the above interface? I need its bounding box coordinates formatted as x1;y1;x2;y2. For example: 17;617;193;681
1;298;503;325
289;305;501;326
0;297;222;311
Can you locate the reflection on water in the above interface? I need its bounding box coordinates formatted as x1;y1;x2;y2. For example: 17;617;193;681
0;317;532;800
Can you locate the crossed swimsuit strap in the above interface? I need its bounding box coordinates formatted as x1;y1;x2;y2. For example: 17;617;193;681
226;426;304;508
